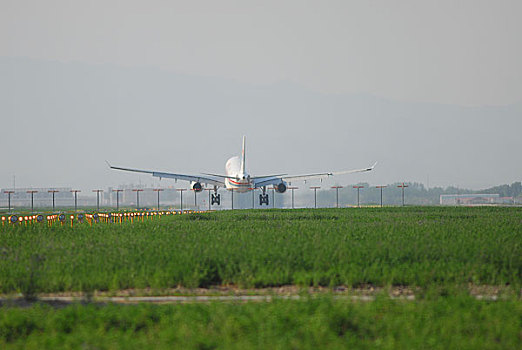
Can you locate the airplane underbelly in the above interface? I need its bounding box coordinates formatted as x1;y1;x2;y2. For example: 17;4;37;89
225;178;251;193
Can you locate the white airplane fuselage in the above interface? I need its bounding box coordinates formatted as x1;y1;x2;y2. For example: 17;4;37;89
225;156;251;192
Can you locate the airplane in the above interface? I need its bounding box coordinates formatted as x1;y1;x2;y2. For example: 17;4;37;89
108;136;376;206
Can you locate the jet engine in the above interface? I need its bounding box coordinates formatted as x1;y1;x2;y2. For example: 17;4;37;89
274;181;287;193
191;181;203;192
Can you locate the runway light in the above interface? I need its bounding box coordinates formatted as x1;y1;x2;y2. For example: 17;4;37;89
19;217;23;222
1;217;5;221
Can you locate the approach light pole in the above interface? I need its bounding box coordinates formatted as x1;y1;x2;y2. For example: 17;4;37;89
353;186;364;208
153;189;164;210
331;186;343;208
70;190;81;212
48;190;59;211
92;190;103;211
375;186;386;207
113;189;123;211
4;190;14;213
288;187;298;209
26;190;38;213
231;188;234;210
398;183;409;206
204;188;213;211
249;188;255;209
310;186;320;209
176;189;186;212
132;189;143;210
192;189;200;208
270;187;276;208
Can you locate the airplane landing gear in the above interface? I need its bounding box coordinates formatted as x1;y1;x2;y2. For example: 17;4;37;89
259;194;269;205
211;193;221;205
259;187;269;205
211;186;221;206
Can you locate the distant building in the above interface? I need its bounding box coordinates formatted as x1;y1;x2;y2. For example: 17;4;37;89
440;194;499;205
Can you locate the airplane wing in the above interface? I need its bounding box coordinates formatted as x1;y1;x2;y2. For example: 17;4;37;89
252;176;285;188
108;164;225;186
252;162;377;188
283;162;377;182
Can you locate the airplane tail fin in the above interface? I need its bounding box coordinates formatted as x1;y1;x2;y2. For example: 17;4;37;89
240;136;246;174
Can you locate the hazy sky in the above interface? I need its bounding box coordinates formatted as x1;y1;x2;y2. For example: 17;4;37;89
2;0;521;106
1;1;521;192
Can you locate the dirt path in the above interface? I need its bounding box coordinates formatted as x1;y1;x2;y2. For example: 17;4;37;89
1;285;518;306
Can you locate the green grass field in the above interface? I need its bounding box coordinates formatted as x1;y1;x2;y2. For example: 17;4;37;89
0;207;520;293
0;295;520;349
1;207;521;348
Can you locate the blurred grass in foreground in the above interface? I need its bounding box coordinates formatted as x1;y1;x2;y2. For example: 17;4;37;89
0;295;521;349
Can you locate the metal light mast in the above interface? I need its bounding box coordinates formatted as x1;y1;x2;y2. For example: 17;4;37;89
310;186;320;209
353;186;364;208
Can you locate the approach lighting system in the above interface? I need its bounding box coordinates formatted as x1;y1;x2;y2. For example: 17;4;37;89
375;186;387;207
70;190;81;212
132;189;144;210
288;187;298;209
190;186;201;207
353;186;364;207
153;189;164;210
112;189;123;210
267;187;276;208
397;183;409;206
26;190;38;213
310;186;321;209
247;187;256;209
4;190;15;212
176;189;187;212
48;190;59;211
1;208;206;228
203;188;215;210
92;190;103;211
331;186;343;208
